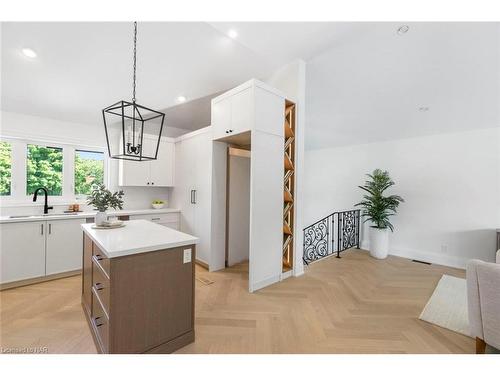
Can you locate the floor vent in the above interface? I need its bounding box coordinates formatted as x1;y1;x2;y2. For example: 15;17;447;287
412;259;432;265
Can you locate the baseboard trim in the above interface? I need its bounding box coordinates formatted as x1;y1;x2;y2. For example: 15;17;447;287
249;274;280;293
361;241;468;270
0;270;81;290
195;259;209;270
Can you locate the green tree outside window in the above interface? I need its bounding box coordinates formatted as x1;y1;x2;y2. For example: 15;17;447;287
26;145;63;196
74;150;104;195
0;141;12;196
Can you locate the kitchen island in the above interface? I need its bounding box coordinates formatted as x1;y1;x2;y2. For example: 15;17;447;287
81;219;198;354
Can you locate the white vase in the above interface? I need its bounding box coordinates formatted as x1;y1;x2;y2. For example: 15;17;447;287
369;227;389;259
95;211;107;226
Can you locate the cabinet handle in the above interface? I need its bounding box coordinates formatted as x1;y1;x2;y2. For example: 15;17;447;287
94;254;103;261
229;129;233;133
226;130;229;134
94;282;104;291
48;223;52;235
147;182;150;185
151;218;160;221
94;316;104;327
190;190;195;204
40;223;44;235
151;182;154;185
193;190;197;204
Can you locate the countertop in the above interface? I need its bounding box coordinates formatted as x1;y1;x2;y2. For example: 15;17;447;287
0;208;180;224
81;219;198;258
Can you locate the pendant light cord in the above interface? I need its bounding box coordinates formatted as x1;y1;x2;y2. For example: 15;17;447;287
132;21;137;103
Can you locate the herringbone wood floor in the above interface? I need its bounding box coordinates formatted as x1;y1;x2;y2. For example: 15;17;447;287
0;249;473;354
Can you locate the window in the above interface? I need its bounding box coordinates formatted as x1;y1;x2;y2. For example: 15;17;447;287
0;141;12;196
74;150;104;195
26;144;63;196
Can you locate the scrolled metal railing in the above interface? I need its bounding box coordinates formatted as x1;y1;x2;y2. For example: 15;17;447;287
303;209;361;265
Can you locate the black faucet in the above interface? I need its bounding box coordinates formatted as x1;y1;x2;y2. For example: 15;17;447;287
33;187;53;214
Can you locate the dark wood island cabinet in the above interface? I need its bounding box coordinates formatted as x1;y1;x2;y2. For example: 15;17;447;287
81;220;197;354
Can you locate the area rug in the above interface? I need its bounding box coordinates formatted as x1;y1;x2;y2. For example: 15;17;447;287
419;274;471;337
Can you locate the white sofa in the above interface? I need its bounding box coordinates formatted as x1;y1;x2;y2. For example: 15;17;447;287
466;250;500;353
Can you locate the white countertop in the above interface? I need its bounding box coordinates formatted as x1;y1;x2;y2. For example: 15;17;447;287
0;208;180;224
81;219;198;258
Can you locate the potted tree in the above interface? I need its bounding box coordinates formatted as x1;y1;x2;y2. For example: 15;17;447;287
87;183;125;226
355;169;404;259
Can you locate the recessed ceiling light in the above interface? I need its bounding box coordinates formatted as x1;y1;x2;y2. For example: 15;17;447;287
176;96;187;103
397;25;409;35
227;29;238;39
21;48;37;58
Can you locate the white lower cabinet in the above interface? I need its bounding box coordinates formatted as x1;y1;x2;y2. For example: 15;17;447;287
0;219;85;284
0;222;46;283
45;219;86;275
129;212;180;230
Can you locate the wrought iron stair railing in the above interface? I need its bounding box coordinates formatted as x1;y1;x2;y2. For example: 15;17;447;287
303;209;361;265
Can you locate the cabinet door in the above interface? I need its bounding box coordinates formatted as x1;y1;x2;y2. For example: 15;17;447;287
177;137;197;236
46;219;86;275
149;139;174;187
212;96;232;140
118;159;150;186
193;132;212;266
230;87;253;136
0;222;46;283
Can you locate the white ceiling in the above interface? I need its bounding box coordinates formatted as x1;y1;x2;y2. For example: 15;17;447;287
2;22;498;146
1;22;361;133
306;22;500;149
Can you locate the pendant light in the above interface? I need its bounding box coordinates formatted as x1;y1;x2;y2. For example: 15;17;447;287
102;22;165;161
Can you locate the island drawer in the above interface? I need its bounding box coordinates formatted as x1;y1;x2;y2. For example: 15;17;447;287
92;260;110;315
92;245;110;277
91;290;109;353
130;212;179;224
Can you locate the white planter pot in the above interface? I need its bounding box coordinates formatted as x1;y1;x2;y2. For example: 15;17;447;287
95;211;107;226
369;227;389;259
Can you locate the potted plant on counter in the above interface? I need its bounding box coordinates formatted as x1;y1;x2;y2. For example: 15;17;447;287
355;169;404;259
87;183;125;226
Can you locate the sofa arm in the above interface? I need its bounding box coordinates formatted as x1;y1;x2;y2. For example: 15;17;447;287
476;261;500;350
467;260;484;340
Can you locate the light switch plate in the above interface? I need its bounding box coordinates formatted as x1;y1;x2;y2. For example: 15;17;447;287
183;248;192;264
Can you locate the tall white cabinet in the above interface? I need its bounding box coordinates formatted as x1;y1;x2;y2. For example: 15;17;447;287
171;128;213;267
211;79;286;292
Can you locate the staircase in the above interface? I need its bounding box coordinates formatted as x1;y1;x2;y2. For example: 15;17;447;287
303;209;361;265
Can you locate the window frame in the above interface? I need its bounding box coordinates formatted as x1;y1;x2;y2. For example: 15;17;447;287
0;136;109;206
0;140;13;197
73;149;106;199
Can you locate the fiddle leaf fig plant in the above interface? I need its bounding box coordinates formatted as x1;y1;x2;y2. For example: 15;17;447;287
355;169;404;231
87;183;124;212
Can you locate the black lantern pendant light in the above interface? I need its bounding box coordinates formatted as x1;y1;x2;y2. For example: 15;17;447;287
102;22;165;161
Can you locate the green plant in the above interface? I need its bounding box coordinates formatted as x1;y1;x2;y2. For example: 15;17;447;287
87;183;124;212
355;169;404;231
152;199;165;204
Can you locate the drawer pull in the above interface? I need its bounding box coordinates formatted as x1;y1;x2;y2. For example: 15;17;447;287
94;316;104;327
94;282;104;291
151;218;160;221
94;254;103;261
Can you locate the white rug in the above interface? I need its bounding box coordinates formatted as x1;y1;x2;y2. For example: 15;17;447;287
419;274;471;337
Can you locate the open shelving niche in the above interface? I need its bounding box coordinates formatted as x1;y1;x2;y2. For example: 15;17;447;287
282;100;296;274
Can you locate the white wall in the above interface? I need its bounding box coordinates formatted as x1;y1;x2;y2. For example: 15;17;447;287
227;153;250;266
0;110;171;212
304;128;500;268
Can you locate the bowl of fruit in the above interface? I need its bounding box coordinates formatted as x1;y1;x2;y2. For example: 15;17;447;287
152;200;165;209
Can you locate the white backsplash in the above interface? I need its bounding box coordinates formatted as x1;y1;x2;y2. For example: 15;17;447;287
0;187;172;217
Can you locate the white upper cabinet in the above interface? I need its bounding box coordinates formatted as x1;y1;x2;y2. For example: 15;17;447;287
119;137;175;187
211;79;285;140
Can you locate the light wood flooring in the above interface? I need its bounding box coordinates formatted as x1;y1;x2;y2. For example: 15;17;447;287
0;249;473;354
